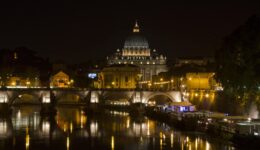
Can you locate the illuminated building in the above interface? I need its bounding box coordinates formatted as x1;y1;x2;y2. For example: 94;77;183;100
107;21;168;83
185;72;217;90
167;101;196;112
98;64;140;89
178;72;220;105
174;57;215;67
50;71;72;88
5;76;40;88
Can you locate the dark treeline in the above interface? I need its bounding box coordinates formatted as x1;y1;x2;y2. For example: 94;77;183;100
0;47;106;87
215;15;260;115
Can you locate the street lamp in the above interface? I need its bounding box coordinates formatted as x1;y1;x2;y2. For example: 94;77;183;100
111;81;115;88
137;74;142;89
26;81;31;87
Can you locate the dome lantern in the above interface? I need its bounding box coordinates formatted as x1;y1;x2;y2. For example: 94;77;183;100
133;20;140;33
124;21;149;49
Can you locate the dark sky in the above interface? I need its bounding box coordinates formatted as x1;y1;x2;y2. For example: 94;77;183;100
0;1;260;63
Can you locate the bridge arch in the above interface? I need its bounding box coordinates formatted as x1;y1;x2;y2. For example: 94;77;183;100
100;91;134;104
10;92;42;105
53;90;89;105
143;92;179;104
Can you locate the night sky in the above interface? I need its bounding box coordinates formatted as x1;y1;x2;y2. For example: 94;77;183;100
0;1;260;63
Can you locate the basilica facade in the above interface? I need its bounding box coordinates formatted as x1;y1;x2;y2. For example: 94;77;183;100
107;22;168;84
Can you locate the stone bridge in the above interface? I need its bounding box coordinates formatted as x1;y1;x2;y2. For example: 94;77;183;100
0;88;182;106
0;88;90;106
91;90;182;104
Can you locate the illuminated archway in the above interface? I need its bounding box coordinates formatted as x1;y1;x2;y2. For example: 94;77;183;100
11;93;41;105
143;92;177;104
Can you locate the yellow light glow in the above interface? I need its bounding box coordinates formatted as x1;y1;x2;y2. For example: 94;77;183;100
111;136;115;150
11;82;16;86
195;93;198;97
26;81;30;85
205;93;209;98
80;114;86;128
63;124;67;132
248;117;252;122
195;138;198;150
171;133;174;148
160;138;163;150
14;52;18;59
126;117;130;128
70;122;73;133
160;132;163;139
160;78;163;81
186;136;189;142
211;93;215;100
206;141;210;150
25;127;30;150
66;136;70;150
147;121;150;136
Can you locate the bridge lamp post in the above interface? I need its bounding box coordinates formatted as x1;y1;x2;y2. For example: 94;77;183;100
70;79;74;87
26;81;31;88
137;74;142;89
11;81;16;86
148;83;152;89
111;81;115;89
159;78;163;89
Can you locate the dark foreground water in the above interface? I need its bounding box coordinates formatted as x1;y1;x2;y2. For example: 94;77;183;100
0;106;236;150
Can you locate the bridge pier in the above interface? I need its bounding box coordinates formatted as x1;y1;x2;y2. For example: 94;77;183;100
41;91;56;115
86;91;101;113
0;92;11;116
90;91;99;103
133;92;143;103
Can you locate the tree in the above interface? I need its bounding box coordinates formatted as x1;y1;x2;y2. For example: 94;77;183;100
215;15;260;115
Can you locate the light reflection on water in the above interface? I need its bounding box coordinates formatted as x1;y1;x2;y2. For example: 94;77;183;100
0;106;236;150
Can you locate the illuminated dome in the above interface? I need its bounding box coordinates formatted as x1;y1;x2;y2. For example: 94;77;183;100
124;34;149;49
123;21;149;49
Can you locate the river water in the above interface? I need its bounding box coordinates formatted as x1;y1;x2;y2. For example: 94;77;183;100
0;106;236;150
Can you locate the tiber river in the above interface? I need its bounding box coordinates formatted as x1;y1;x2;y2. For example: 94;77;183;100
0;106;236;150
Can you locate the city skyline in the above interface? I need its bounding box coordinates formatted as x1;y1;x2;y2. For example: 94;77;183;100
0;2;260;149
0;1;260;63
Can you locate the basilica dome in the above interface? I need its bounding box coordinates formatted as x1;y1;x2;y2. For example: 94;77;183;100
124;34;149;49
123;21;149;49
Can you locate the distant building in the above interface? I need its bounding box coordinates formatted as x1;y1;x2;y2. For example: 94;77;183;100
7;77;28;87
175;57;215;67
97;64;140;89
185;72;216;90
5;76;40;88
50;71;73;88
107;21;168;83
